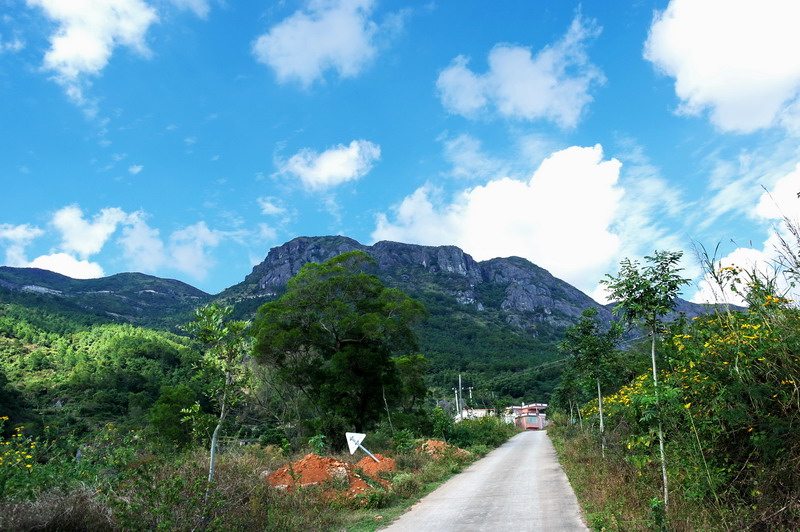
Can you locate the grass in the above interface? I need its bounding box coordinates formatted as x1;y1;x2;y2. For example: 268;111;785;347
548;418;719;531
0;434;500;531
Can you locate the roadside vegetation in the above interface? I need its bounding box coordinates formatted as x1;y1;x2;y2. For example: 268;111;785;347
550;219;800;530
0;413;517;530
0;251;520;530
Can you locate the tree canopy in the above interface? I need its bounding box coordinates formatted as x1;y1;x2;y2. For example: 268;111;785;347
251;251;427;432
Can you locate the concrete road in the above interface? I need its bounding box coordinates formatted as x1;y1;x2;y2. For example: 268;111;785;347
380;430;588;532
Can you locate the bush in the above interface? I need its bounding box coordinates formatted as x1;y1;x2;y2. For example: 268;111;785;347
448;416;518;449
0;485;114;531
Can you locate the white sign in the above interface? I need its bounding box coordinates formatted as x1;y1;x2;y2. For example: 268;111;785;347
346;432;366;455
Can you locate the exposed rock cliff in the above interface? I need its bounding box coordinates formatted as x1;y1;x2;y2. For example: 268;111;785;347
223;236;608;330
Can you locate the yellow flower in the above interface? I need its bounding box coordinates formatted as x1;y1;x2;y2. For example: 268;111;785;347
684;403;691;409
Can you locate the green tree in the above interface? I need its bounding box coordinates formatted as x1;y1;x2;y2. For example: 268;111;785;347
560;307;623;457
149;384;197;445
185;304;250;487
251;251;426;432
602;250;689;508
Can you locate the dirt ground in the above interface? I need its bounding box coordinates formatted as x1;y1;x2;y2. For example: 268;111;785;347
267;452;397;503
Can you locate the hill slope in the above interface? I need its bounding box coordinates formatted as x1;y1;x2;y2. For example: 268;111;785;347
0;267;209;328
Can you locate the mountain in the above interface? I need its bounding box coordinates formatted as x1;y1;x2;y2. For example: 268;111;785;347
220;235;608;330
0;267;209;328
0;236;720;401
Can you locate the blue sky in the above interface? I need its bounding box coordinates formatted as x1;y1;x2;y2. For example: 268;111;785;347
1;0;799;303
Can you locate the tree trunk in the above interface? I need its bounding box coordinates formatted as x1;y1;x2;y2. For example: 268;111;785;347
596;377;605;459
206;372;231;500
651;327;669;508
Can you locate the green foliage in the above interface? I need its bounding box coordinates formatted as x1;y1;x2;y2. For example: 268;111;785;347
603;250;690;331
184;303;251;484
430;407;453;441
307;434;328;455
392;428;416;453
252;251;427;432
448;416;519;449
150;385;197;445
560;307;624;384
560;258;800;529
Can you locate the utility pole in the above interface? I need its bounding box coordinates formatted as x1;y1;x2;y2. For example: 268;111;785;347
458;374;463;417
453;387;459;419
467;387;473;400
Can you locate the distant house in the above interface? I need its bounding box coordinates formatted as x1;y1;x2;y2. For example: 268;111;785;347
458;408;495;421
504;403;547;430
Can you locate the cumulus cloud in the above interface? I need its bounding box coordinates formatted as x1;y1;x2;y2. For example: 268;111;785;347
27;0;158;107
29;253;105;279
277;139;381;190
128;164;143;175
52;205;128;259
436;15;604;128
373;145;624;295
252;0;381;87
169;221;223;280
1;204;237;283
0;223;44;266
692;164;800;304
118;211;166;271
644;0;800;133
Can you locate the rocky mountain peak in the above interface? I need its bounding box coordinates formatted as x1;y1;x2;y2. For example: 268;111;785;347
230;236;606;331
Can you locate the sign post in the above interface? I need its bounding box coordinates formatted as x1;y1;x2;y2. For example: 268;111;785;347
345;432;380;463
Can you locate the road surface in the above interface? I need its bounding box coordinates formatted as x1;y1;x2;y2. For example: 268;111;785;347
380;430;587;532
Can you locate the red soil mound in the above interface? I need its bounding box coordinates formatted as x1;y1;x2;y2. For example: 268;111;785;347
357;453;396;480
267;453;390;504
417;439;470;458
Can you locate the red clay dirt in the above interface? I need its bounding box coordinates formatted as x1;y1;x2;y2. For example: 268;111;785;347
417;439;470;458
267;452;393;503
357;453;396;481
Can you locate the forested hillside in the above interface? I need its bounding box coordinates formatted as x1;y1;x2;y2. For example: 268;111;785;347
0;303;205;437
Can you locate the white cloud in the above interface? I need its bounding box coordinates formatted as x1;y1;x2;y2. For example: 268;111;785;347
27;0;158;106
128;164;143;175
278;139;381;190
441;134;506;180
257;197;287;216
2;204;236;283
169;221;223;280
169;0;211;18
754;162;800;220
644;0;800;133
373;145;624;295
692;165;800;304
252;0;381;87
0;35;24;53
436;15;604;128
257;222;277;241
0;223;44;266
118;211;166;271
52;205;128;259
29;252;105;279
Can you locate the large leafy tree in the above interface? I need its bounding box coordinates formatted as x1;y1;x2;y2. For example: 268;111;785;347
251;251;427;432
602;250;689;508
560;307;623;457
